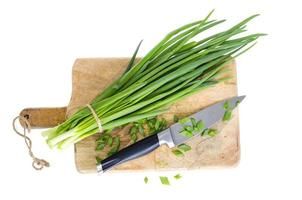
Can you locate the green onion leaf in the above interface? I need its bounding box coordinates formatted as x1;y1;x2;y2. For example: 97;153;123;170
179;117;190;124
144;176;148;184
160;119;168;130
223;110;232;121
236;100;241;106
173;115;179;123
123;40;143;74
107;137;120;156
180;130;193;138
154;119;160;130
223;101;230;110
159;176;170;185
184;125;194;132
201;129;209;136
130;126;138;135
178;143;191;152
147;118;156;129
138;124;145;136
172;149;184;157
137;119;146;124
131;132;137;142
208;129;218;137
96;157;102;164
174;174;182;180
107;136;113;146
191;118;197;127
95;143;105;151
196;120;205;131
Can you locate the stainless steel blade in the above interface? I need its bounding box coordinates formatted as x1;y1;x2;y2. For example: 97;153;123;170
157;96;245;148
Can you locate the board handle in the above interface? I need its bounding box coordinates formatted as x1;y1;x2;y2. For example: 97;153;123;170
19;107;67;128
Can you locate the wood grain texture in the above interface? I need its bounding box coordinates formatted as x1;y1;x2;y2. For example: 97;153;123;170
67;58;241;173
19;107;67;128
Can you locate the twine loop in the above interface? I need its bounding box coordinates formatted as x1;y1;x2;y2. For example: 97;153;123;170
12;116;50;170
86;104;103;132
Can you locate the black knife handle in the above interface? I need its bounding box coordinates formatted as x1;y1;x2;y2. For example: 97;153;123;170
97;133;160;173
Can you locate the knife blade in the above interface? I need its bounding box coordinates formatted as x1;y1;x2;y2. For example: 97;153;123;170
97;95;245;173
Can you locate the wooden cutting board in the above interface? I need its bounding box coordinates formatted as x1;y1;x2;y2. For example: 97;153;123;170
20;58;240;173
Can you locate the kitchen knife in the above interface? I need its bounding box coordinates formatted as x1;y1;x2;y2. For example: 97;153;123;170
97;95;245;173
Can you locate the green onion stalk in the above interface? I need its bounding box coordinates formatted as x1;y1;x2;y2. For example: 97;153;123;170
42;10;265;149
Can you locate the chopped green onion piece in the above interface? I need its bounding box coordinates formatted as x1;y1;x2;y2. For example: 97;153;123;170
178;143;191;152
201;129;209;136
191;118;197;127
104;128;114;133
144;176;148;184
159;176;170;185
196;120;205;131
95;143;105;151
129;124;139;142
148;128;155;135
236;100;241;106
147;119;155;129
155;120;160;130
107;148;117;157
131;132;137;142
161;119;168;130
223;110;232;121
172;149;184;157
107;136;113;146
138;124;145;136
173;115;179;123
179;117;190;124
96;156;102;164
107;137;120;156
130;126;138;134
180;130;193;137
223;101;230;110
115;137;121;147
208;129;218;137
174;174;182;180
184;125;194;132
137;119;146;124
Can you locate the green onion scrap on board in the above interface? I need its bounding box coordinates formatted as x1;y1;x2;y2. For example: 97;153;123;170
174;174;182;180
144;176;149;184
160;176;170;185
42;10;265;149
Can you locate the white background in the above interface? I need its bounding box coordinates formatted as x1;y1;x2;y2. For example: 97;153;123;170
0;0;301;199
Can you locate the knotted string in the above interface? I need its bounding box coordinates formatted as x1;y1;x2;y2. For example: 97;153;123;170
12;116;50;170
86;104;103;132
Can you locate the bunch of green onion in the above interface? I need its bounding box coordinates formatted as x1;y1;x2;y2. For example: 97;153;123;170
42;10;264;149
